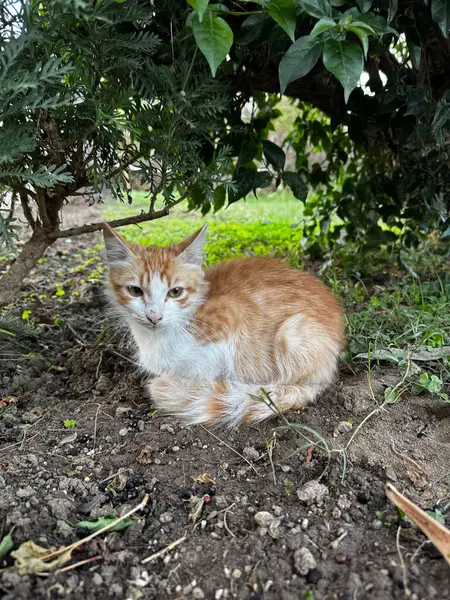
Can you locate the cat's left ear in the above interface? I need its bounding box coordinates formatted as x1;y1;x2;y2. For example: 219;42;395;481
177;224;207;266
103;224;134;266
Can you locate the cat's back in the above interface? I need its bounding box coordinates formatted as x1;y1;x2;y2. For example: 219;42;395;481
206;256;329;298
205;256;343;333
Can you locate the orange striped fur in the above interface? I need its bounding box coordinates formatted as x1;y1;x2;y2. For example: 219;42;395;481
103;224;345;427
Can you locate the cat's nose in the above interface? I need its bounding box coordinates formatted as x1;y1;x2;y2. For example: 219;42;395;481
147;314;162;325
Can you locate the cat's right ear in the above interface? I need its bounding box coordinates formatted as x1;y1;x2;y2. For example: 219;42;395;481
103;224;133;266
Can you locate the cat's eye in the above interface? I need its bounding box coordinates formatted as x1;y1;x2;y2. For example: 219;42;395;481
168;287;183;298
127;285;143;297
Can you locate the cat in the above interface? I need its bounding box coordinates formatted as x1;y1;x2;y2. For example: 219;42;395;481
103;223;345;427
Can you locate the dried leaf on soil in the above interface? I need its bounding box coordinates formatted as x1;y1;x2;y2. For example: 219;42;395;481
193;472;215;485
58;432;77;446
386;483;450;566
75;516;134;533
11;541;73;575
188;495;207;523
0;396;19;410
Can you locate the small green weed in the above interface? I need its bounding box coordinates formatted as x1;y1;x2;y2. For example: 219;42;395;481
63;419;77;429
411;374;449;402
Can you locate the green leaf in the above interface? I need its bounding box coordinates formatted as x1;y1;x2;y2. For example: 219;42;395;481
213;185;226;211
388;0;398;23
432;90;450;143
405;89;430;116
237;139;260;168
262;140;286;170
384;387;399;404
228;167;255;204
357;0;372;12
192;13;233;77
187;0;210;22
253;170;273;192
0;528;14;559
75;516;134;533
322;39;363;103
278;36;322;93
64;419;77;428
431;0;450;36
348;20;376;35
346;25;371;58
282;171;308;200
297;0;332;19
310;18;337;37
0;329;16;337
356;13;398;35
264;0;297;42
235;14;271;45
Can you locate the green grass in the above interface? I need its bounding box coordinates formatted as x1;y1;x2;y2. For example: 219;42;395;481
103;190;450;396
103;190;305;266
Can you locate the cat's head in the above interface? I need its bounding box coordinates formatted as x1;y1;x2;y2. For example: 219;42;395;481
103;224;208;330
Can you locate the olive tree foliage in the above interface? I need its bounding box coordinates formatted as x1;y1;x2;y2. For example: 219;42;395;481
1;0;450;303
0;0;230;303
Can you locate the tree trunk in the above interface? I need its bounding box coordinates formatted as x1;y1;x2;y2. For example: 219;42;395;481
0;229;53;306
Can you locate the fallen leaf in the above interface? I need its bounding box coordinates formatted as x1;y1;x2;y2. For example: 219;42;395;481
137;445;153;465
188;495;207;524
58;432;78;446
305;447;314;465
356;346;450;363
193;472;216;485
106;469;130;496
11;541;73;575
386;483;450;566
75;516;134;533
0;527;14;559
0;396;19;410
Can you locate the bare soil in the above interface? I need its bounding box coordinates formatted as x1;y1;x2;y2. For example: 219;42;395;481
1;202;450;600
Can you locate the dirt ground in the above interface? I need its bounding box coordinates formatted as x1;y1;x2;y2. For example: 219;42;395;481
1;200;450;600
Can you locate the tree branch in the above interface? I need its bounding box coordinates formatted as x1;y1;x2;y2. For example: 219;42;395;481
48;207;170;239
19;190;37;231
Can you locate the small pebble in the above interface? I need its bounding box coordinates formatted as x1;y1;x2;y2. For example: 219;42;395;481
242;446;259;461
160;424;175;434
297;480;329;505
385;466;397;482
335;553;347;564
333;421;353;436
182;584;193;595
254;511;275;527
192;588;205;600
159;511;173;523
118;428;128;437
294;547;317;576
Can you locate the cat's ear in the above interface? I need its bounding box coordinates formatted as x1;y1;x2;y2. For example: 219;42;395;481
103;224;134;266
177;224;207;266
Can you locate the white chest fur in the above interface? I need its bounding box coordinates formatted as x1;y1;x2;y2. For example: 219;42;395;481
129;322;234;381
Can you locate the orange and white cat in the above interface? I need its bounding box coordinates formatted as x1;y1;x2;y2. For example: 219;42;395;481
103;224;345;427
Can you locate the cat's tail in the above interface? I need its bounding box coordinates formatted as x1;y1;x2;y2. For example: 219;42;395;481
147;376;325;427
